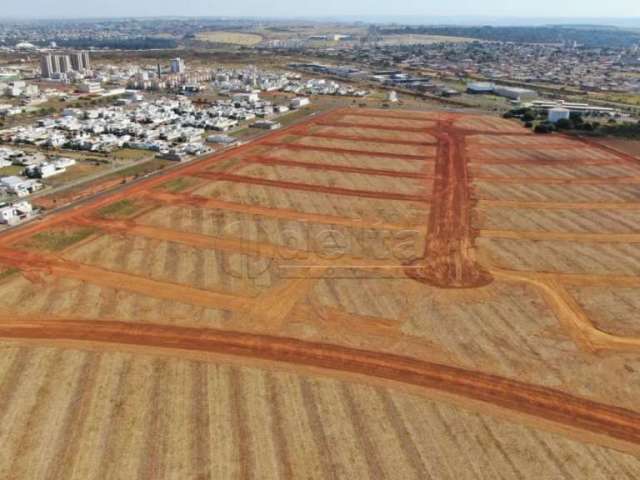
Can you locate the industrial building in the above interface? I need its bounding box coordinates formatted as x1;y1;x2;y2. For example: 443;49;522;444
466;82;496;94
548;108;571;123
529;100;618;117
494;86;537;102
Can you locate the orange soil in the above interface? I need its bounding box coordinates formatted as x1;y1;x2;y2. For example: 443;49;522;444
407;124;492;288
1;317;640;448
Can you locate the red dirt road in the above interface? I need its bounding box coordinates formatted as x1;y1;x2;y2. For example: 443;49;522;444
407;127;493;288
1;317;640;450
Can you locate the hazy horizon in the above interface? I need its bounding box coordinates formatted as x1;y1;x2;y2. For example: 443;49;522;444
0;0;638;23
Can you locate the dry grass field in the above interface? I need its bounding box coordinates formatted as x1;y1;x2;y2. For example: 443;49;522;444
195;31;264;45
1;107;640;478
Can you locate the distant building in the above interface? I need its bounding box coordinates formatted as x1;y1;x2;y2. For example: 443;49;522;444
290;97;311;109
78;82;103;94
40;51;91;78
58;55;72;74
252;120;281;130
494;86;537;102
0;200;33;225
548;108;571;123
467;82;496;94
40;55;54;78
170;58;185;74
531;100;617;117
81;51;91;71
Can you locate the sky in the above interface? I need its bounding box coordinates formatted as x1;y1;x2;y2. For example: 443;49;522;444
1;0;639;21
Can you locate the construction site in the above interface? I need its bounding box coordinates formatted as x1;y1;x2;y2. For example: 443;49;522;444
1;107;640;478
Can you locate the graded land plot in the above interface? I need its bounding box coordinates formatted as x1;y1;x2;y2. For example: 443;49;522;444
469;146;621;164
344;108;448;120
284;135;433;157
0;274;229;328
453;116;527;133
306;276;640;411
474;206;640;234
135;204;426;262
474;180;640;202
190;180;429;225
2;344;639;480
334;114;437;130
62;231;279;296
467;134;584;147
228;163;431;196
477;237;640;276
473;162;640;179
568;286;640;337
263;147;435;173
309;125;437;144
2;108;640;475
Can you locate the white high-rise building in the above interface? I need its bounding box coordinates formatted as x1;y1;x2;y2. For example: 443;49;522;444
40;55;54;78
58;55;72;74
170;57;185;74
41;51;91;78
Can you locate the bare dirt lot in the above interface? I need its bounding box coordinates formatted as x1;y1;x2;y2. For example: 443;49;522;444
1;108;640;477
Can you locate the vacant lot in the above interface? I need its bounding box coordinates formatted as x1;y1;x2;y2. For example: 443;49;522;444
1;107;640;476
196;31;263;45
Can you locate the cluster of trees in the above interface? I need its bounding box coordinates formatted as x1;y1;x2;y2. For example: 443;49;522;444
381;26;640;48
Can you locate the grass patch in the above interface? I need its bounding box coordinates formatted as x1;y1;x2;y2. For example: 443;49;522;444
156;177;198;193
0;267;19;281
97;199;141;219
25;227;97;252
0;165;23;176
196;31;263;45
117;159;172;178
112;148;154;161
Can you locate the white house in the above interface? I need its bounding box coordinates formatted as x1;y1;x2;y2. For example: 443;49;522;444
290;97;311;109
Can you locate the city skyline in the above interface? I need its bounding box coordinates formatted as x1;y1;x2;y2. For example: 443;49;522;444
0;0;638;21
